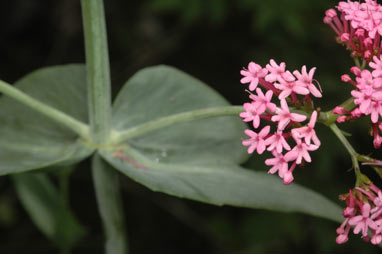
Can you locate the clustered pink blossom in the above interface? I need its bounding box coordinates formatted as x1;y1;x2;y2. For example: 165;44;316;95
335;57;382;148
324;0;382;61
337;184;382;245
323;0;382;247
240;59;322;184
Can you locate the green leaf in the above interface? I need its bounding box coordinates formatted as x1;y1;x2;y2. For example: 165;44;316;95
99;146;342;222
104;65;342;222
13;172;85;251
0;65;94;175
112;65;247;166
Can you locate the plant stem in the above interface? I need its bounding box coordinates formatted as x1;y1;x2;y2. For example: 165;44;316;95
354;57;361;68
361;59;367;70
110;106;244;144
329;123;362;185
92;154;128;254
81;1;127;253
0;80;89;139
319;97;355;126
81;0;112;144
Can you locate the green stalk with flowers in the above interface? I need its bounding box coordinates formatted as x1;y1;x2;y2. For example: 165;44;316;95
2;0;382;252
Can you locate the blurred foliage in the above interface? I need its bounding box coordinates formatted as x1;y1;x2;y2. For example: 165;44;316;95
0;0;380;253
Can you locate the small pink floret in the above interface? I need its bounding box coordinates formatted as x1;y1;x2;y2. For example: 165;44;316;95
242;126;270;154
240;62;268;91
282;171;294;185
271;99;307;130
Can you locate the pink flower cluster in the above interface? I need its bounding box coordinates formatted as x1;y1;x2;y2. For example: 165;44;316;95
337;184;382;245
324;0;382;61
335;56;382;148
240;60;322;184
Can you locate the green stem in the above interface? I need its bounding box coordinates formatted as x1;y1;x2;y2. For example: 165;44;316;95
81;0;112;144
354;57;361;68
319;97;355;126
110;106;243;144
81;1;127;253
361;59;367;70
357;154;377;163
0;80;89;139
329;123;362;185
357;154;382;178
92;154;128;254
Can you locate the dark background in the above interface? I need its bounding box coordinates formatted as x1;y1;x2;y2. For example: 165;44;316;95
0;0;380;253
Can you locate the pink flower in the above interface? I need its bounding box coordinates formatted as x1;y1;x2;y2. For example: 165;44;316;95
373;218;382;242
284;139;319;164
351;66;361;76
371;191;382;219
239;102;261;128
355;70;376;90
265;151;289;178
242;126;270;154
371;231;382;245
348;203;377;238
240;62;268;91
336;185;382;245
351;87;373;114
282;170;294;185
370;56;382;78
336;233;349;244
239;59;323;186
344;189;356;218
291;111;321;146
341;74;352;82
351;108;363;117
265;59;286;83
351;77;382;122
271;99;307;130
324;1;382;61
293;66;322;98
336;115;347;123
333;106;347;114
249;88;276;113
265;130;291;153
369;101;382;123
336;218;351;244
274;71;310;99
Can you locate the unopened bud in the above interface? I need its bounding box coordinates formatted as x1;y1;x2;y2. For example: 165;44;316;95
333;106;346;114
350;66;361;76
340;33;350;42
337;115;347;123
282;171;294;185
325;9;337;18
336;234;348;244
341;74;352;82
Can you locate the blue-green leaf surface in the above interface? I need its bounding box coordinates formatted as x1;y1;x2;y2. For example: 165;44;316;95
99;146;342;222
0;65;94;174
101;65;342;222
111;65;248;166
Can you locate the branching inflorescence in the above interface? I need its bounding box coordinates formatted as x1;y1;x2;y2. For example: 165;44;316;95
240;60;322;185
240;0;382;247
324;0;382;245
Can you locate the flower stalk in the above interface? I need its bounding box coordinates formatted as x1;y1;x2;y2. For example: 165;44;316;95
329;123;363;185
